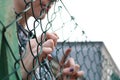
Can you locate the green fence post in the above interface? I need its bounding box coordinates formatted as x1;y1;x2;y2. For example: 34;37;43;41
0;0;21;80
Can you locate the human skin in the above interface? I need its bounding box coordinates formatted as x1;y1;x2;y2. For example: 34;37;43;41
14;0;84;79
14;0;52;26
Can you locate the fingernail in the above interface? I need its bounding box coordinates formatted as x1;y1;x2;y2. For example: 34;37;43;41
48;54;52;60
69;68;74;72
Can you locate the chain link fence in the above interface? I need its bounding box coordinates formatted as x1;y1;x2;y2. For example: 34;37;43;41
0;0;120;80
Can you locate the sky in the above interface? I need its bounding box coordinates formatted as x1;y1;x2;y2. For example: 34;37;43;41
28;0;120;71
62;0;120;70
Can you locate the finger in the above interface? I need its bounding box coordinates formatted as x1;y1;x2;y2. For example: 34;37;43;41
47;54;52;60
62;67;75;75
76;71;84;77
64;57;75;68
43;39;54;50
53;32;59;39
38;47;53;62
33;47;52;56
31;39;54;55
46;32;59;46
46;32;59;39
62;63;79;75
37;32;59;45
63;69;84;80
41;47;53;55
74;64;80;73
71;64;80;76
60;48;72;66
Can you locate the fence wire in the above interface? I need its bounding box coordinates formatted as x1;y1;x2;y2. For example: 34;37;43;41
0;0;120;80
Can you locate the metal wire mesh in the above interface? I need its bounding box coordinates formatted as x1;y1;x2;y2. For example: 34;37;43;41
0;0;120;80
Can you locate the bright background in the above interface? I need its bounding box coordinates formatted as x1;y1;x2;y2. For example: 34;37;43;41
28;0;120;71
62;0;120;70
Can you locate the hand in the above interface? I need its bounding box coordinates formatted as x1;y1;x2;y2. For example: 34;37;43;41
57;48;84;80
21;32;59;80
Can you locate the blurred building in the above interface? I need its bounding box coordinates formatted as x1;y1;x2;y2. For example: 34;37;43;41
52;41;120;80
